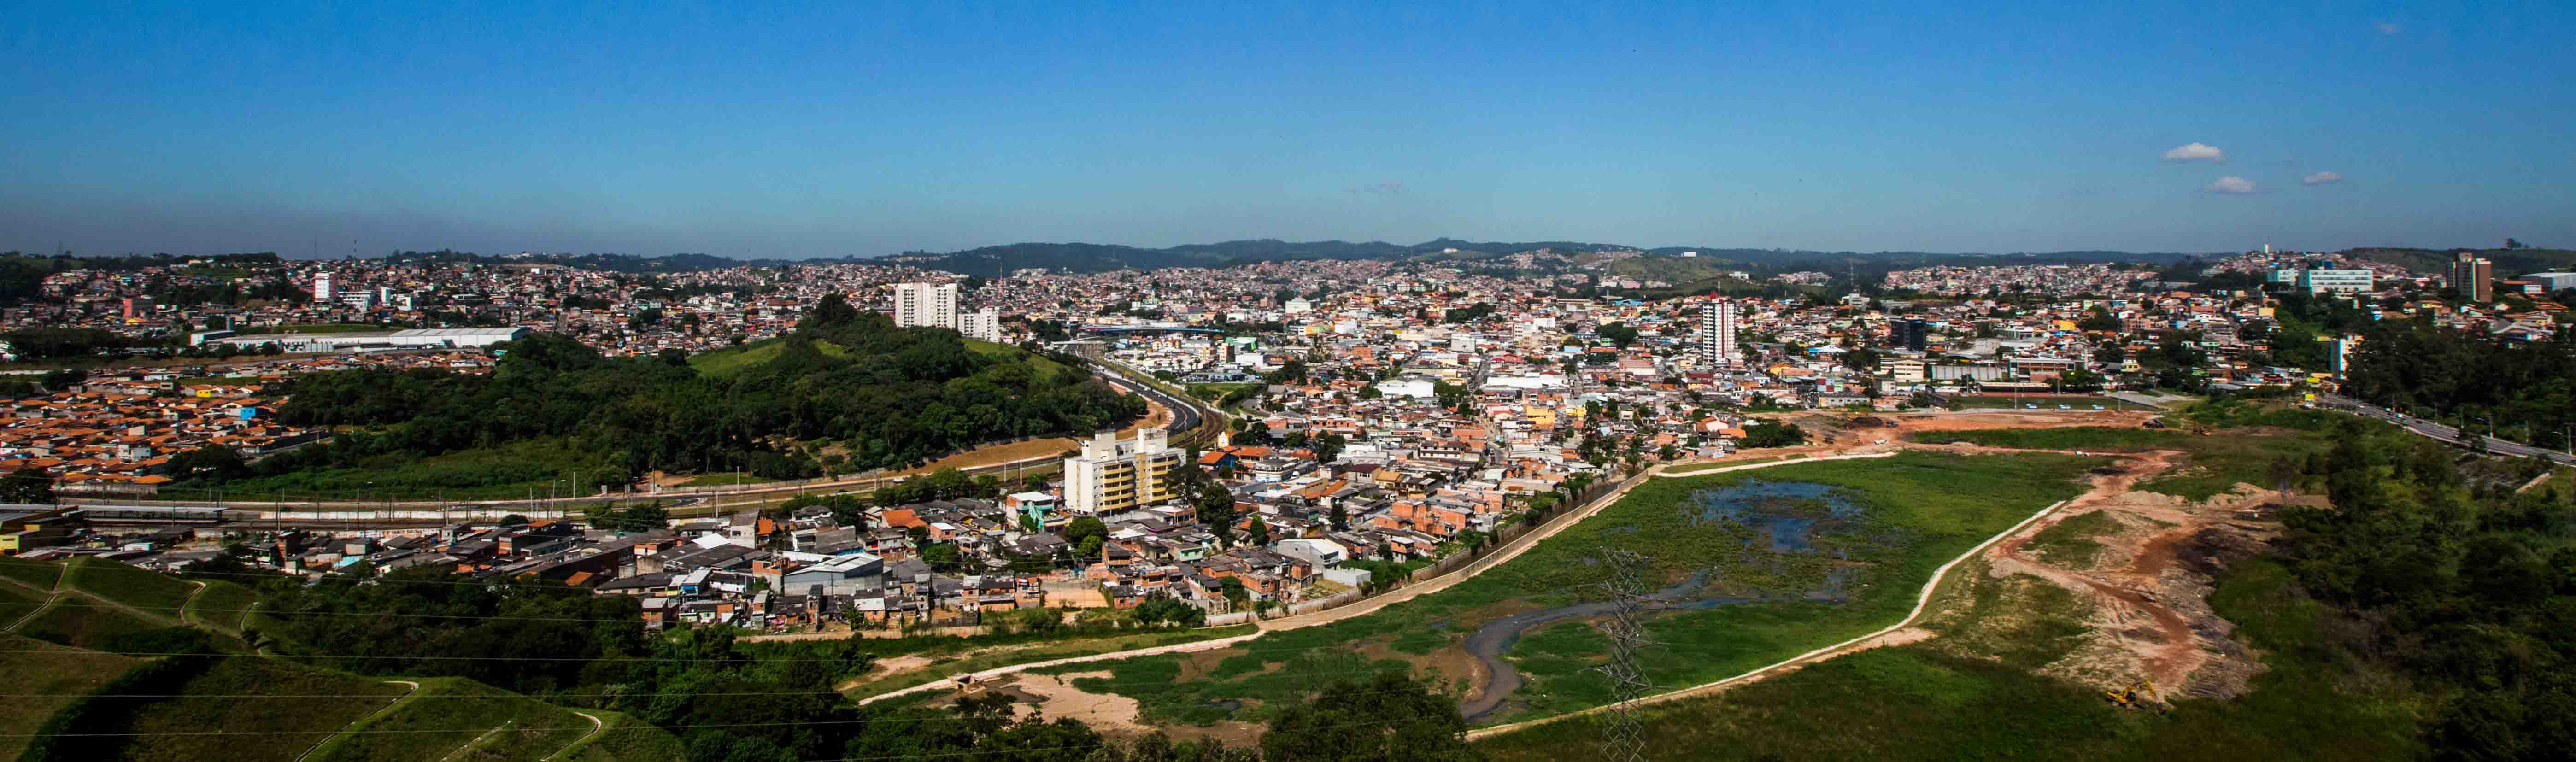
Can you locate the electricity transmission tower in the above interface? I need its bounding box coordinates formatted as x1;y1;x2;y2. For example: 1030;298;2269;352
1592;548;1660;762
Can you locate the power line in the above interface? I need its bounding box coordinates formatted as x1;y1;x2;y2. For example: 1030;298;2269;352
1590;548;1659;762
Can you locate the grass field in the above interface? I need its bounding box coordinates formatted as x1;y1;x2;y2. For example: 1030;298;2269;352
1042;451;2106;727
554;710;687;762
1911;422;2331;501
2022;510;2118;569
687;337;850;377
16;599;164;650
1472;560;2423;762
95;656;410;762
183;580;258;633
0;634;140;761
309;677;593;762
0;579;50;626
67;557;196;616
0;554;65;590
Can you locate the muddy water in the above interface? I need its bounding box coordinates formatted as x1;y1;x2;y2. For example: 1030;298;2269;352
1457;481;1861;723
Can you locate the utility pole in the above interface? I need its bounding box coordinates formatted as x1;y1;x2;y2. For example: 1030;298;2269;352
1592;548;1659;762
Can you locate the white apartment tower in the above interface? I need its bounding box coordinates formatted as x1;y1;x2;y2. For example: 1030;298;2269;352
313;272;335;301
892;282;960;329
1060;428;1183;517
1698;300;1740;366
956;307;1002;342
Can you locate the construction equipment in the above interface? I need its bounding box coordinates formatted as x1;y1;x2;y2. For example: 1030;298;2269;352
2104;678;2165;712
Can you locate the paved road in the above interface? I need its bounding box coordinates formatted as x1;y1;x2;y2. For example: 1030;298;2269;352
2322;393;2576;465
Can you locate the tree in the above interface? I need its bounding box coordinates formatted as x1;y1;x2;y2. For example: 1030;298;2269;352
0;472;52;504
1064;516;1108;559
1597;321;1639;349
1196;482;1238;547
1259;672;1477;762
1248;516;1271;546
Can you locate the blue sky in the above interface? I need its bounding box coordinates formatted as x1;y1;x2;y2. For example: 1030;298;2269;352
4;1;2570;258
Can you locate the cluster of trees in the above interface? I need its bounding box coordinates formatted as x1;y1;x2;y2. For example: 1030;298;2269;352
584;501;672;533
2;327;139;360
2344;318;2576;451
223;298;1144;492
2279;417;2576;758
1737;419;1807;448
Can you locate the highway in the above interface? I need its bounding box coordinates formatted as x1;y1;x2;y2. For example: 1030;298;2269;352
2322;393;2576;466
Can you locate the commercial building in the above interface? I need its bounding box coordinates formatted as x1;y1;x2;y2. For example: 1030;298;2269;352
2294;268;2375;294
2451;253;2494;303
1061;427;1183;517
1697;301;1740;366
2525;272;2576;292
892;282;960;329
205;326;531;353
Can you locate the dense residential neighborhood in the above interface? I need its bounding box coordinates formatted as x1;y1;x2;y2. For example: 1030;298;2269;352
4;243;2567;639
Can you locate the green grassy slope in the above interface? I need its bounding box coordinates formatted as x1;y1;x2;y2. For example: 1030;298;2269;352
551;710;687;762
182;580;258;633
0;580;48;627
16;600;164;650
66;558;196;616
0;634;139;761
24;655;410;762
0;554;64;590
309;677;599;762
687;337;849;378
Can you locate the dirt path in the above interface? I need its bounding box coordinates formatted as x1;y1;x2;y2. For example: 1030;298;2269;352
2;566;68;633
543;713;605;762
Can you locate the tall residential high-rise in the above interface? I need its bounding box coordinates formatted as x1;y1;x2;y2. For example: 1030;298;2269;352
1060;428;1183;517
956;307;1002;342
313;272;334;301
2449;253;2494;303
892;282;960;329
1697;301;1740;366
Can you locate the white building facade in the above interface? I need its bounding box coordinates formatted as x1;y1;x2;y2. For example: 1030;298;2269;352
1697;300;1740;366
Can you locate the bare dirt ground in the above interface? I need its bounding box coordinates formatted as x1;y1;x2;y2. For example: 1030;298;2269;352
1967;448;2297;701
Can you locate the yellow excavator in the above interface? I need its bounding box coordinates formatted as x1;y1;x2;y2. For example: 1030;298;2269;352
2105;678;2166;712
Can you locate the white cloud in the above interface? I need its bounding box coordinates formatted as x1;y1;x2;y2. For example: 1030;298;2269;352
2205;176;2257;194
2302;171;2343;185
2376;22;2400;35
2162;142;2227;163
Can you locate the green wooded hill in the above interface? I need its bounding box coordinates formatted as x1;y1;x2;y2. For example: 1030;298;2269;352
170;296;1141;498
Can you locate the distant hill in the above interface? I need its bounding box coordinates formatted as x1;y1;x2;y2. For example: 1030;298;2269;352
2344;246;2576;276
339;241;2229;278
